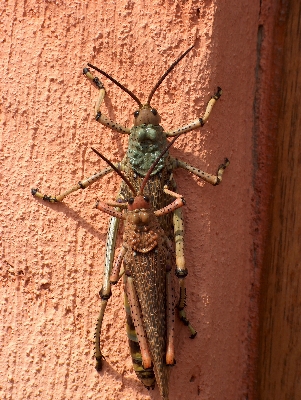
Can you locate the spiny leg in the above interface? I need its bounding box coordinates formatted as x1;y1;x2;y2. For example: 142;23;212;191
174;157;230;186
166;87;222;137
95;216;120;371
173;208;197;339
31;166;113;203
83;67;130;135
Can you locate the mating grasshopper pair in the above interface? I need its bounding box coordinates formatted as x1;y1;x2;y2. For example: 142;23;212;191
32;45;229;400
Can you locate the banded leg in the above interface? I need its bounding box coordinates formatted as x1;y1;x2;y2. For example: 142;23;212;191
174;157;230;186
166;87;222;137
173;208;197;339
124;275;153;369
95;216;120;370
31;166;113;203
83;67;130;135
124;290;156;389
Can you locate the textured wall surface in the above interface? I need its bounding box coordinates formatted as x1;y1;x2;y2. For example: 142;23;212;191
0;1;273;399
258;1;301;399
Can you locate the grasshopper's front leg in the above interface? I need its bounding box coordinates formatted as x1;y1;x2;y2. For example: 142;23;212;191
31;166;113;202
83;68;131;135
166;87;222;137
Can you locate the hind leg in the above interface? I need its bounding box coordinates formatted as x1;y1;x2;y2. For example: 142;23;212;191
173;208;197;338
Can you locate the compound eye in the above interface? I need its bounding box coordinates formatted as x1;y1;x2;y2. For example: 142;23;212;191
143;196;150;203
133;110;139;118
128;198;134;205
151;108;157;115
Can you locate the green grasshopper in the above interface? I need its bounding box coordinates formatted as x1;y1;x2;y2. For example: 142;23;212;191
32;45;229;399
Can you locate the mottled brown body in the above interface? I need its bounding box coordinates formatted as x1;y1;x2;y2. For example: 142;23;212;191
123;214;169;399
118;161;176;399
94;174;184;399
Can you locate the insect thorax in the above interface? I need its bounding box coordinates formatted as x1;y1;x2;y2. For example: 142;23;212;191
127;124;168;176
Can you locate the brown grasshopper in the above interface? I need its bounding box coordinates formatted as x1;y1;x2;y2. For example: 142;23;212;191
91;138;183;399
32;45;229;399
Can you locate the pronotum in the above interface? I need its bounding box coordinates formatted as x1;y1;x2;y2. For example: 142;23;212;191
32;45;229;400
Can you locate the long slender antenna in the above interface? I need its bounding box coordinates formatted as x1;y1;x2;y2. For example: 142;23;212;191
87;63;142;107
138;134;180;195
91;147;137;196
147;45;194;105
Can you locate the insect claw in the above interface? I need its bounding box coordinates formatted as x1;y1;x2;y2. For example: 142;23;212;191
95;355;105;372
190;332;197;339
217;162;227;171
213;86;222;99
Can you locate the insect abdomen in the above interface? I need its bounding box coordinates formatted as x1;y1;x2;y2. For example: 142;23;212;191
127;248;169;399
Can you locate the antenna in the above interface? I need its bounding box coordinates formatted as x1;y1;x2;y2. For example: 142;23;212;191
91;147;137;196
87;63;142;107
147;45;194;105
138;134;180;195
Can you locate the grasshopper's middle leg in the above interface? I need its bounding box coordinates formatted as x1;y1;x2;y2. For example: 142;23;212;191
31;166;113;203
175;157;230;186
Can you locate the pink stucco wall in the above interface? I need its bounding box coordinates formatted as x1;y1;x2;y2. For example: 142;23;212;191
0;1;277;399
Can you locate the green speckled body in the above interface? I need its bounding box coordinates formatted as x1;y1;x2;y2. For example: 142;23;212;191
127;124;169;176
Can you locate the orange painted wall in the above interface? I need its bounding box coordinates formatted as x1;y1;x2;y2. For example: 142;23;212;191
0;1;279;399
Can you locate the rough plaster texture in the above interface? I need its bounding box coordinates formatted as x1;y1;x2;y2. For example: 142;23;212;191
0;1;276;399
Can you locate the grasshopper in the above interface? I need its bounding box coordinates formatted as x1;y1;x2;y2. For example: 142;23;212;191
91;138;183;399
31;45;229;399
